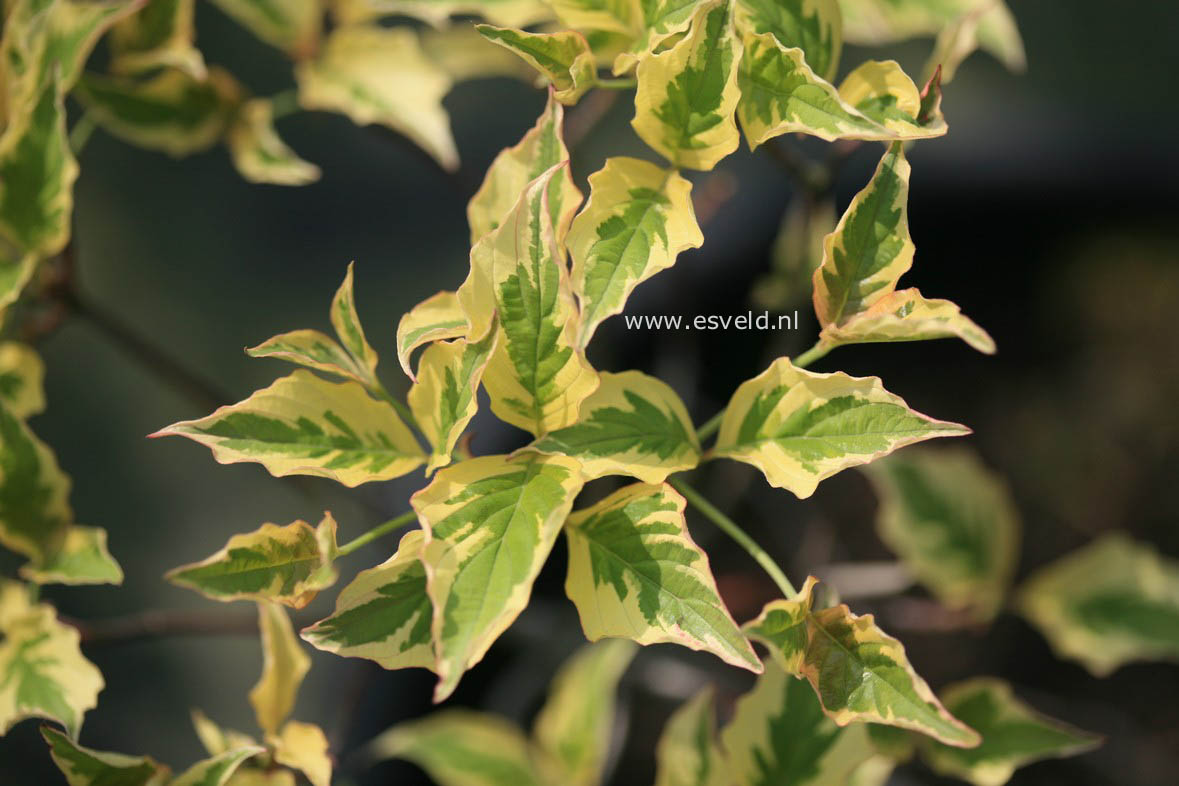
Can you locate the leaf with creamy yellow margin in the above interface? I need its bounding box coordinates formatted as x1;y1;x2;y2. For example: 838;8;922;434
207;0;320;58
837;59;945;137
171;747;266;786
720;662;877;786
568;157;702;347
733;0;843;81
151;370;424;487
633;0;742;171
109;0;207;79
166;514;338;608
477;25;597;105
823;288;995;354
467;90;582;245
270;721;331;786
41;725;172;786
0;400;71;563
743;577;979;747
301;529;436;672
0;341;45;418
0;253;39;313
408;320;498;473
543;0;638;35
532;640;636;786
563;483;761;671
21;526;123;586
0;580;103;737
654;687;727;786
531;370;699;483
396;291;469;380
863;447;1017;621
329;262;379;382
457;164;598;436
192;709;260;756
420;23;537;82
296;24;457;170
414;452;584;701
331;0;552;29
1017;532;1179;676
713;357;969;499
226;99;320;186
249;602;310;736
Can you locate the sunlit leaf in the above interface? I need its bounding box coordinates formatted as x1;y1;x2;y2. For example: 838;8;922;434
414;452;583;701
226;99;320;186
207;0;320;58
837;59;945;137
249;602;310;736
270;720;331;786
822;288;995;354
563;483;761;671
171;747;265;786
295;24;458;170
714;357;968;498
1017;533;1179;676
22;526;123;586
568;157;703;347
611;0;696;75
733;0;842;81
109;0;207;79
654;687;726;786
863;447;1018;621
152;370;424;487
42;725;171;786
0;401;71;563
0;341;45;418
166;514;338;608
919;678;1101;786
743;577;979;747
632;0;742;170
477;25;597;105
396;290;469;380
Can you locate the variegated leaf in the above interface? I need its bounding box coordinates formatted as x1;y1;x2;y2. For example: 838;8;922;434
822;288;995;354
0;252;38;312
414;452;584;701
207;0;320;58
713;357;968;499
611;0;697;75
330;261;379;381
42;726;172;786
249;602;310;736
227;99;320;186
408;322;498;473
457;164;598;436
270;721;331;786
466;90;582;245
477;26;597;105
654;687;727;786
367;710;543;786
733;0;842;81
166;514;338;608
301;529;435;671
224;770;295;786
837;59;945;137
21;526;123;586
863;447;1018;622
569;157;703;347
743;577;980;747
151;370;424;487
632;0;742;171
396;290;469;380
1017;533;1179;676
919;678;1100;786
0;401;71;563
0;341;45;418
191;709;260;756
171;748;265;786
73;68;243;157
533;640;636;786
0;580;103;737
109;0;207;79
332;0;552;29
420;23;539;82
720;663;876;786
531;370;699;483
295;25;458;170
544;0;638;35
564;483;761;671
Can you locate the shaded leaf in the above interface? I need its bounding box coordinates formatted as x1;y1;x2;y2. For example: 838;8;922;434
333;0;551;29
270;720;331;786
109;0;207;79
42;725;171;786
0;401;71;563
0;341;46;418
207;0;320;58
21;526;123;586
654;687;727;786
171;748;265;786
226;99;320;186
248;603;310;736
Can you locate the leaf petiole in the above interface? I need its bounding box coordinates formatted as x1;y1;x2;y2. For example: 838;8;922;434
336;510;418;557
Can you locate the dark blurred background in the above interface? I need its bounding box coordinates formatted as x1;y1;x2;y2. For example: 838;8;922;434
3;0;1178;783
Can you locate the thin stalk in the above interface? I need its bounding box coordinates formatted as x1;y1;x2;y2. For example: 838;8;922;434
336;510;417;557
792;340;831;369
596;77;637;90
268;88;301;120
669;477;797;599
371;381;425;440
69;113;98;155
696;410;724;442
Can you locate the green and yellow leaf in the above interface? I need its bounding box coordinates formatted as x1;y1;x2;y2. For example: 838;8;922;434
476;25;597;105
568;157;703;347
720;663;876;786
837;59;945;137
42;725;171;786
151;370;424;487
743;577;980;747
166;514;338;608
632;0;742;170
543;0;638;36
714;357;968;498
207;0;320;58
295;24;458;170
862;447;1018;622
458;164;598;436
413;452;584;701
0;401;71;563
532;640;636;786
1016;532;1179;676
822;288;995;354
249;602;310;736
329;261;379;383
0;341;45;418
396;290;469;380
466;90;582;244
420;23;539;82
109;0;207;79
226;99;320;186
191;709;259;756
270;720;331;786
171;747;266;786
919;678;1101;786
301;529;436;672
0;252;39;313
611;0;697;76
654;687;727;786
0;580;103;737
408;322;498;473
733;0;842;81
531;370;699;483
21;526;123;586
332;0;552;30
563;483;760;671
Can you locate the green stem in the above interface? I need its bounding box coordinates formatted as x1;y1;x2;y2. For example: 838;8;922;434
69;112;98;155
596;77;636;90
696;410;724;442
792;340;831;369
268;88;300;120
372;381;423;434
669;477;797;599
337;510;417;557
